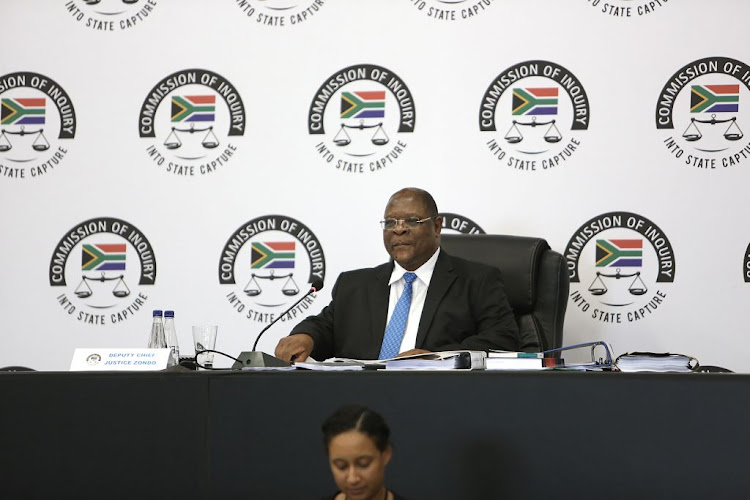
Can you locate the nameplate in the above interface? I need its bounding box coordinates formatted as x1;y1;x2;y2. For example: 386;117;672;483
70;348;170;371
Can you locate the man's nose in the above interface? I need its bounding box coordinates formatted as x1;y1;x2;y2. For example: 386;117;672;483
392;220;408;232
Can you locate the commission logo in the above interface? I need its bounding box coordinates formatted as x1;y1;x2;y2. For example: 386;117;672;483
0;72;75;180
409;0;496;20
49;217;156;326
564;212;675;324
586;0;668;17
64;0;157;31
138;69;245;177
656;57;750;170
440;213;486;234
308;64;415;174
86;353;102;365
235;0;328;26
219;215;326;327
480;60;589;172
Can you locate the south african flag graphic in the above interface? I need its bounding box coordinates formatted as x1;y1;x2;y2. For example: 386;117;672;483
340;91;385;119
512;88;558;116
251;241;295;269
171;95;216;122
1;98;46;125
82;244;127;272
690;85;739;114
596;239;642;268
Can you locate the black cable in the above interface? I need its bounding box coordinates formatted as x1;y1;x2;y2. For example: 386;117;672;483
193;349;241;370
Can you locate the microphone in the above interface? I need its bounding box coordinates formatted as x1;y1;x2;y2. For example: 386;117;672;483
232;280;324;369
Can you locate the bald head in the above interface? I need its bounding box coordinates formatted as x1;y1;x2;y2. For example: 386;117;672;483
382;188;442;271
386;188;438;217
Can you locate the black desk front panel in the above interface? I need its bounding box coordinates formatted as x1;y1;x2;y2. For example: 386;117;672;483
2;371;749;499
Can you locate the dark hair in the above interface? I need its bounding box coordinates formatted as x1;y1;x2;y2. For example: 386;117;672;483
322;404;391;454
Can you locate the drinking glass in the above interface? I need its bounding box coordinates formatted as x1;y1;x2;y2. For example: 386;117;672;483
192;325;218;369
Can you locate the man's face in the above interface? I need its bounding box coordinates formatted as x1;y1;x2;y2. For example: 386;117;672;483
382;191;442;271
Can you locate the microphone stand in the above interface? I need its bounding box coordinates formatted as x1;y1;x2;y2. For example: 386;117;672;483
232;283;321;369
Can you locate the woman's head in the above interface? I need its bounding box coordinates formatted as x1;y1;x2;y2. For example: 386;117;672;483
322;405;392;500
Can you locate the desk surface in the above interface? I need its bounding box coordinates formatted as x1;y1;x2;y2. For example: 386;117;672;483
2;370;749;500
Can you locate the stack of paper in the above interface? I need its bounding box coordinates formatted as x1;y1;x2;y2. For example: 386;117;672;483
615;352;698;372
384;350;486;370
295;351;490;371
485;351;545;370
294;359;375;371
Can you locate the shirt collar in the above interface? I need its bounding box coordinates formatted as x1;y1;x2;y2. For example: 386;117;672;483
389;247;440;286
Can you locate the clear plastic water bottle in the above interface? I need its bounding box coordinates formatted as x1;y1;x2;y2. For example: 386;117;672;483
164;310;180;366
148;310;166;349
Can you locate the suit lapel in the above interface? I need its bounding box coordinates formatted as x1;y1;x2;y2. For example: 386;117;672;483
415;251;456;348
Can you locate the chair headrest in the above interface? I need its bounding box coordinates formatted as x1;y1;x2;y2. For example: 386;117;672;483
440;234;550;312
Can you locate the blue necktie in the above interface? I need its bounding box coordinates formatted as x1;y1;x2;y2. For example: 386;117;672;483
379;272;417;360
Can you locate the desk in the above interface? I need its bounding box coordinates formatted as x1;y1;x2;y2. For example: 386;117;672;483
1;370;749;499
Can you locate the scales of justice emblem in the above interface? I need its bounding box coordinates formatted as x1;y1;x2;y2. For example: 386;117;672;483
163;95;220;154
0;97;51;156
681;83;743;151
74;243;132;307
326;89;393;160
503;86;563;151
242;241;301;306
332;90;389;150
587;239;648;306
82;0;140;8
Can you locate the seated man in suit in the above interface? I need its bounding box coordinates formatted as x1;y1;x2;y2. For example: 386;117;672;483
274;187;520;362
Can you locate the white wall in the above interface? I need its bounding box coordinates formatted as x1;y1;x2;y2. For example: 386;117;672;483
2;0;749;371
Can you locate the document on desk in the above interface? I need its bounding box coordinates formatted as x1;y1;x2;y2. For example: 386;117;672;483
241;365;297;371
615;352;698;372
294;351;486;371
384;350;486;370
485;351;552;370
294;358;381;371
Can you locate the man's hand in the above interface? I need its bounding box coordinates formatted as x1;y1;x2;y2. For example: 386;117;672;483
396;348;431;358
275;334;314;362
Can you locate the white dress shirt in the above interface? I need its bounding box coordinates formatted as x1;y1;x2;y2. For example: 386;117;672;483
385;248;441;353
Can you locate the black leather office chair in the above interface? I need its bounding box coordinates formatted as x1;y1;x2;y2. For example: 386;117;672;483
440;234;569;352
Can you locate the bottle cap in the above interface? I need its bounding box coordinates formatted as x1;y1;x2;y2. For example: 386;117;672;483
153;310;163;317
164;310;175;318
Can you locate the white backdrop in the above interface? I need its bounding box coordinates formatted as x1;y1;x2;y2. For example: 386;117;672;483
2;0;750;372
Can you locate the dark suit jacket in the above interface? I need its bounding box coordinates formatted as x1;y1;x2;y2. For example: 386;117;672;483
290;250;520;360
